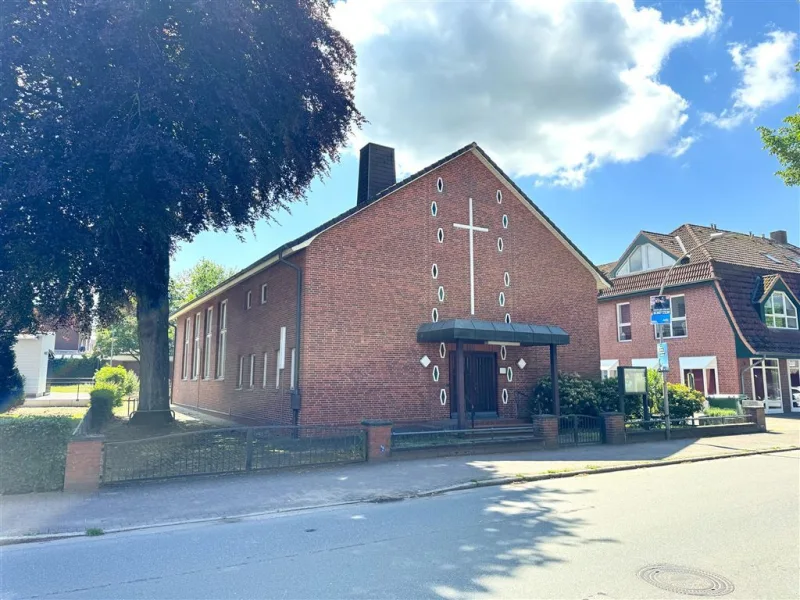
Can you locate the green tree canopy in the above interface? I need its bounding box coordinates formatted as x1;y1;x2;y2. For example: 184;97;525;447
758;62;800;187
169;259;238;314
94;314;140;361
1;0;361;421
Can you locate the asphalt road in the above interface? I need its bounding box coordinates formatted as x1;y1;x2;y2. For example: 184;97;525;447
2;451;798;600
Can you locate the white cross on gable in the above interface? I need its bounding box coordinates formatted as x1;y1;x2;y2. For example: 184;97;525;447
453;197;489;315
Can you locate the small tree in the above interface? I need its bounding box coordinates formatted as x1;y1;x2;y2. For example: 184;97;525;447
94;313;140;361
758;62;800;187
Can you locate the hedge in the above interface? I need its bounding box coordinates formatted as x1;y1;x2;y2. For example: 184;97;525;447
0;417;76;494
47;356;104;380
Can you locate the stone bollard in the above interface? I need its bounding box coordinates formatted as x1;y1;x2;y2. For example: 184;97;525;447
532;415;559;449
600;412;626;444
361;420;393;461
63;436;104;492
744;405;766;431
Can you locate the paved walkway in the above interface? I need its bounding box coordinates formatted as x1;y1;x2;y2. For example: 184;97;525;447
1;417;798;539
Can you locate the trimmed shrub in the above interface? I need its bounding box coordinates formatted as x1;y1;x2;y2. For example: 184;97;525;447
664;384;705;419
0;416;76;494
94;365;139;406
704;407;737;417
89;385;116;429
530;373;600;416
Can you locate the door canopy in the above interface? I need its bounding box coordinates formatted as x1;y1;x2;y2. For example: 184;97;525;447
416;319;569;346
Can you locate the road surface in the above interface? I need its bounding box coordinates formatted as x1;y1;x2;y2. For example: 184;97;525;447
2;451;798;599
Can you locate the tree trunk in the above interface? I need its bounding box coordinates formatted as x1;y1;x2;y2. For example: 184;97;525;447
131;242;173;425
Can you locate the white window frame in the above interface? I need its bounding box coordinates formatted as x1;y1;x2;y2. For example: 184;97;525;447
182;317;191;380
262;352;268;388
246;290;252;310
616;302;631;342
290;348;296;390
216;300;227;379
275;349;282;389
192;313;201;380
203;308;213;379
788;359;800;412
750;358;783;413
249;354;255;388
237;355;244;389
261;284;268;304
765;291;798;330
652;294;687;339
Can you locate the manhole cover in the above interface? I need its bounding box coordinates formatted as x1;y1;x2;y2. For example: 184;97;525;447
637;564;734;597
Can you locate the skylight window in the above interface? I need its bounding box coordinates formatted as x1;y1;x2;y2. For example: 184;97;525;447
790;257;800;267
764;253;782;264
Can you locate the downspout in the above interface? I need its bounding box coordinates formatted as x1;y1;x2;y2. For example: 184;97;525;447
279;249;303;427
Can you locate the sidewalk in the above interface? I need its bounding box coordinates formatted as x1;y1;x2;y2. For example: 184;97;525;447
2;417;798;540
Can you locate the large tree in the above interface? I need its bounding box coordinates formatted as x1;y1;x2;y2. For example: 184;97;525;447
758;62;800;187
1;0;361;421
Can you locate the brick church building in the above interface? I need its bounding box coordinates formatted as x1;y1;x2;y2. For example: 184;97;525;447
171;143;610;427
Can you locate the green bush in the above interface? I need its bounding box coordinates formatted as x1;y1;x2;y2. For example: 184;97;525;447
0;339;26;413
94;365;139;407
664;384;705;419
704;407;738;417
708;397;742;412
89;386;116;429
0;416;76;494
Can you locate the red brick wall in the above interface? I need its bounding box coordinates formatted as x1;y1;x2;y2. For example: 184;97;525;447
172;257;304;424
299;149;601;425
598;284;740;393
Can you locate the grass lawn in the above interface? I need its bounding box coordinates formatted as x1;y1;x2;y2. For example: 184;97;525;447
50;384;94;393
2;406;87;419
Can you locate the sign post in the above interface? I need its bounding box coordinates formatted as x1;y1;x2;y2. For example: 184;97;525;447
651;295;671;439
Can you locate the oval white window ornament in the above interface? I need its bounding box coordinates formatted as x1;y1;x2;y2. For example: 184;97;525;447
496;190;502;204
431;263;438;279
437;177;444;193
502;214;508;229
437;227;444;243
432;365;440;382
505;313;511;324
502;389;509;404
438;286;445;303
497;237;504;252
431;307;439;323
439;388;447;405
504;271;510;287
500;345;507;361
431;201;438;217
499;292;505;307
506;367;513;382
439;342;446;359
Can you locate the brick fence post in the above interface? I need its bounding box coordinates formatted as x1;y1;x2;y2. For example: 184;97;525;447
744;405;766;431
63;436;104;492
361;420;393;461
600;412;626;444
532;415;559;449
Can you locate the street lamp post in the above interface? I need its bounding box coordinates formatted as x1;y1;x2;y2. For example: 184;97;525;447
657;232;730;440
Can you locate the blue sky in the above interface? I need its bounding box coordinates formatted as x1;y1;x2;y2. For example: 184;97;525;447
172;0;799;275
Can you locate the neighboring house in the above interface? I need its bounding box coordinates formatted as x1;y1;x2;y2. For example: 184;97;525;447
13;333;56;397
599;224;800;414
171;142;609;426
53;326;94;358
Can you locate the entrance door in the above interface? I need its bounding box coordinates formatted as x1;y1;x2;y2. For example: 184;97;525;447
450;351;497;416
752;359;783;413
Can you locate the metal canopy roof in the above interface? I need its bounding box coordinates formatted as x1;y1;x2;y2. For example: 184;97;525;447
416;319;570;346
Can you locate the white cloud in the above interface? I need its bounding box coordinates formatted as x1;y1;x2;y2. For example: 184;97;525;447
667;136;697;157
332;0;723;186
704;72;717;83
703;30;797;129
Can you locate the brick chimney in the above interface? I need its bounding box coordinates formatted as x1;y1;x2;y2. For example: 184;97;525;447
357;143;396;206
770;230;788;244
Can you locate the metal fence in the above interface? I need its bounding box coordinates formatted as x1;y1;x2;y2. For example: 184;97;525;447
558;415;603;445
102;425;366;484
391;426;539;451
625;414;755;432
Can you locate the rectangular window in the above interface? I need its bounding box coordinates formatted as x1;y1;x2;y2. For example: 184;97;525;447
616;303;631;342
216;300;228;379
246;290;252;310
654;295;687;339
203;308;213;379
275;349;282;389
192;313;201;379
261;284;268;304
249;354;255;388
788;359;800;411
290;348;296;390
182;317;191;380
262;352;268;388
751;358;782;411
237;356;244;389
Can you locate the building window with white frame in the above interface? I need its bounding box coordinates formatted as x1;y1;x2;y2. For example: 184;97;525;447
246;290;252;310
617;303;631;342
788;359;800;411
751;358;783;412
237;356;244;389
275;349;282;389
216;300;228;379
262;352;268;388
182;317;191;380
653;295;686;338
290;348;297;390
249;354;255;388
203;308;213;379
192;313;201;379
261;284;268;304
765;291;798;329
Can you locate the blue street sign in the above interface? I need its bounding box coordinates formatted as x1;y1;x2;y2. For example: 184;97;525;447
657;342;669;372
651;294;671;325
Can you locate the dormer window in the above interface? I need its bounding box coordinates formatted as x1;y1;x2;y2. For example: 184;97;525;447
616;243;674;276
765;291;798;329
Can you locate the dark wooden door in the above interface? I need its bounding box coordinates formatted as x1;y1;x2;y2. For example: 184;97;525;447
450;351;497;415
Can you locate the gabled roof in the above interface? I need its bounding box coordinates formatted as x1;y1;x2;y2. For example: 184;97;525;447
173;143;610;318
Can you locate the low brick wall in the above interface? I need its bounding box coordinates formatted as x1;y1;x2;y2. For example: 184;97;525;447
625;423;762;444
391;438;546;461
63;437;104;492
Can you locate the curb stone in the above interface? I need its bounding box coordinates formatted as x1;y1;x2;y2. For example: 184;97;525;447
2;445;797;547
